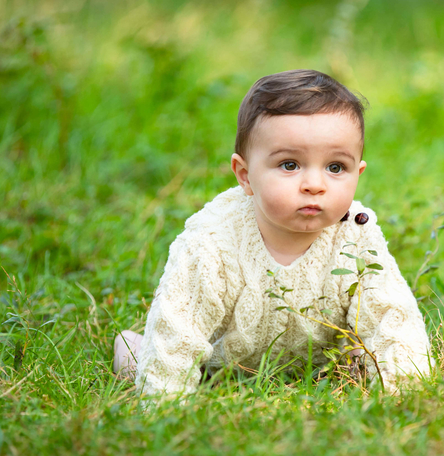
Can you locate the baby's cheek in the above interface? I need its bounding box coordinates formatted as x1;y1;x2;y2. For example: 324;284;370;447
268;199;292;222
334;186;355;208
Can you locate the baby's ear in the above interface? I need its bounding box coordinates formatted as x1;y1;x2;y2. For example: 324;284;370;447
231;153;253;195
358;160;367;176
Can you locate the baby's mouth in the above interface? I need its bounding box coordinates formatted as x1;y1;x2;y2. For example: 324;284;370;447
298;205;321;216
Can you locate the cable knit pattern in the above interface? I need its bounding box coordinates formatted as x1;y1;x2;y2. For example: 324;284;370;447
135;186;432;400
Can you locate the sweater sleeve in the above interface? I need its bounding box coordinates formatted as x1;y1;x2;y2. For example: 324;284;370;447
342;209;433;393
135;230;227;403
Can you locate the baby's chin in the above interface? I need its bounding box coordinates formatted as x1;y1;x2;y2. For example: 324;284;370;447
290;222;326;234
291;217;341;233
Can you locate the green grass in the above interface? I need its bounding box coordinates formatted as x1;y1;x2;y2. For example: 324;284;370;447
1;0;444;454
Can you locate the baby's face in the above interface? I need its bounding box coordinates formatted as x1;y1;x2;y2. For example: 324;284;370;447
232;113;367;238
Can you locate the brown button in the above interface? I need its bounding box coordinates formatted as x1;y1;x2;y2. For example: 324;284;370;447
355;212;369;225
340;211;350;222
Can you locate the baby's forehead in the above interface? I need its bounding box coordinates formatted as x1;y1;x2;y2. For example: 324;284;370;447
251;113;362;146
254;111;360;130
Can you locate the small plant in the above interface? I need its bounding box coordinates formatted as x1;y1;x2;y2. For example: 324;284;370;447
266;242;385;392
0;267;58;379
412;215;444;296
411;215;444;378
1;267;34;374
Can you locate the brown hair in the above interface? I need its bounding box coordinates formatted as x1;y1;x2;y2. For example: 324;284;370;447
235;69;368;158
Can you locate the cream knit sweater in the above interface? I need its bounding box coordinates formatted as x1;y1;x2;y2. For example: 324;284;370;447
135;186;432;399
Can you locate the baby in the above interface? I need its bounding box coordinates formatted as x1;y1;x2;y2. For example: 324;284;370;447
114;69;432;400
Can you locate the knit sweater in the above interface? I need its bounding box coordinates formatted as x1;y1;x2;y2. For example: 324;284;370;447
135;186;432;399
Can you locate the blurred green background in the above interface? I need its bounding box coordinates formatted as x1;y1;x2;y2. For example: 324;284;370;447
1;1;444;454
1;0;444;326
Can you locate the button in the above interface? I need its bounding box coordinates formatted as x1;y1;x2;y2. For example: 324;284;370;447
340;211;350;222
355;212;369;225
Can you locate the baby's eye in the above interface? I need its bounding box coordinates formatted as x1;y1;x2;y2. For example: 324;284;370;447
280;161;299;171
326;163;343;174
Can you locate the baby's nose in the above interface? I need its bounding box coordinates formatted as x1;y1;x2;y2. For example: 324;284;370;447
301;170;327;194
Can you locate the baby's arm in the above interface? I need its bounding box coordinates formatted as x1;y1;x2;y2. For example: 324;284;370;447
135;231;226;403
343;210;433;393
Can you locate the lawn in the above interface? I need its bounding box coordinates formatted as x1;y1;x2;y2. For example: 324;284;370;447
1;0;444;454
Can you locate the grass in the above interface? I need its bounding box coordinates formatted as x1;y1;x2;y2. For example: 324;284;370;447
1;0;444;454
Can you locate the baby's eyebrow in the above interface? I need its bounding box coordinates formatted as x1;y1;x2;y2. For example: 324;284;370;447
269;149;356;162
329;151;356;163
268;148;301;157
